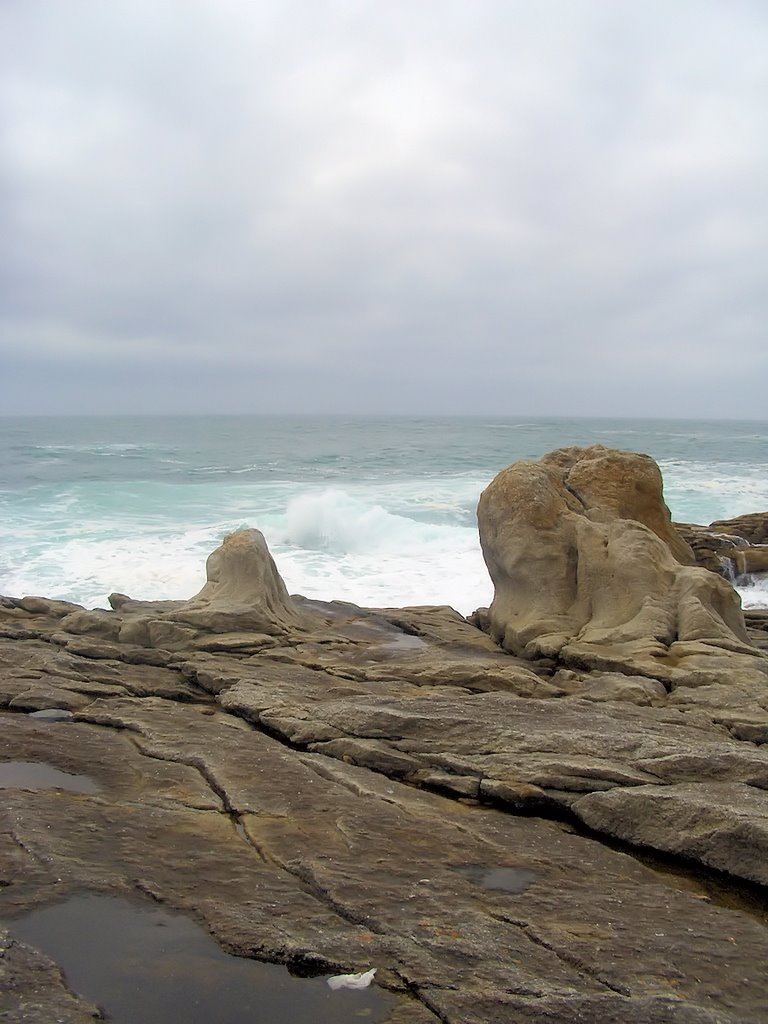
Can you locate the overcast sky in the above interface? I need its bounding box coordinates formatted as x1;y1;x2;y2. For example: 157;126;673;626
1;1;766;417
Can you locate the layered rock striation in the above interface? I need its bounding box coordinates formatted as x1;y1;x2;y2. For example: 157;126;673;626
677;513;768;579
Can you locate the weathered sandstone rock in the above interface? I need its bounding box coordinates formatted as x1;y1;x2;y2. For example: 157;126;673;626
540;445;695;564
168;528;303;635
676;517;768;579
476;446;766;694
576;781;768;885
710;511;768;546
725;546;768;575
674;522;748;576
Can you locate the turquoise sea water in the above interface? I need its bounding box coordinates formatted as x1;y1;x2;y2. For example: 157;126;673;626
1;416;766;612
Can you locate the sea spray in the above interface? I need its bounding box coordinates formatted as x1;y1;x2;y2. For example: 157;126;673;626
279;489;409;554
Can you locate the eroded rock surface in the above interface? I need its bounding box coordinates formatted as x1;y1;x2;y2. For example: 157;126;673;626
1;485;768;1022
710;512;768;546
476;446;766;695
677;514;768;580
3;695;768;1024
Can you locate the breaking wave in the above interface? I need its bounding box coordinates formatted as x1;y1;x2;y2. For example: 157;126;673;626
278;489;461;555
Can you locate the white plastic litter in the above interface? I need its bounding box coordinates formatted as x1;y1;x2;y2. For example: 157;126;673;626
327;967;377;991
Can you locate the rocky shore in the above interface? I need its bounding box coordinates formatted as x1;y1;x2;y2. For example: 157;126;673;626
2;445;768;1023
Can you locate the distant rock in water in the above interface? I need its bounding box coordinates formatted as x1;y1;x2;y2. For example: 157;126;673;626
475;445;763;689
710;511;768;546
676;512;768;579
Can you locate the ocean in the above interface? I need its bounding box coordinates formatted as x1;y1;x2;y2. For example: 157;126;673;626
1;416;766;614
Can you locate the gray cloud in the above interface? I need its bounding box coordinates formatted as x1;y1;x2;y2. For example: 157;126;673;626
1;0;766;415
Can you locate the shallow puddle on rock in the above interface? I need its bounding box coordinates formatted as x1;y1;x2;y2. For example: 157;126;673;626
0;761;100;793
8;894;395;1024
378;633;428;653
455;864;539;892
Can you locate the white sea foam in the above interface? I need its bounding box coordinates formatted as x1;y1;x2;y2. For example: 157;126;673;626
260;487;489;612
0;481;493;613
737;576;768;610
32;443;164;454
0;528;223;609
274;539;491;614
659;461;768;524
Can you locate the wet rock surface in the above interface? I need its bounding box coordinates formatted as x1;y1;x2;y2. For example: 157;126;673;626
2;468;768;1022
709;513;768;547
676;513;768;581
2;596;768;1022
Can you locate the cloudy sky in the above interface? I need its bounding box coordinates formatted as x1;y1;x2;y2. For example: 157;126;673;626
1;1;766;417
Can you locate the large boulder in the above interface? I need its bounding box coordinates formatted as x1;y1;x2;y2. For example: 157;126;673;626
476;446;763;684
